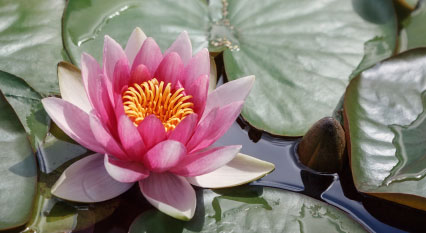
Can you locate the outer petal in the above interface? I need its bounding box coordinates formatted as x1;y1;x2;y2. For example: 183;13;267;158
117;114;146;161
42;97;105;153
187;101;243;152
187;153;275;188
58;61;92;113
185;74;209;116
139;173;196;220
137;114;167;149
104;154;149;183
81;53;115;126
171;145;241;177
154;52;183;85
81;52;102;112
103;35;127;82
164;31;192;65
168;113;198;145
125;27;147;66
182;48;209;86
203;75;255;119
51;153;133;202
143;140;186;173
132;37;163;75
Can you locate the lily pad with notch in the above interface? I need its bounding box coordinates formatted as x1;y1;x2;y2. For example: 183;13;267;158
344;48;426;211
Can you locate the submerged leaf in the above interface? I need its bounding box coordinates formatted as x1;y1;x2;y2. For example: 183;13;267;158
129;186;366;233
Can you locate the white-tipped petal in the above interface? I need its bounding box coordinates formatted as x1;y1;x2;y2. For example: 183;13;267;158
208;56;217;93
58;61;92;113
51;153;133;202
139;173;196;221
125;27;147;66
187;153;275;188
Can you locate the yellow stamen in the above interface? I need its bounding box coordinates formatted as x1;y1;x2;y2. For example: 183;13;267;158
122;78;194;131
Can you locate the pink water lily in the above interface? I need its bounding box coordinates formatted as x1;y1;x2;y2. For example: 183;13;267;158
42;27;274;220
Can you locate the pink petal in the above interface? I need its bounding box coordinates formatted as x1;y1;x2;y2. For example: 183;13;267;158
203;75;255;119
51;153;133;202
137;114;167;149
42;97;105;153
131;37;163;75
143;140;186;173
113;58;130;103
187;101;243;152
139;173;196;220
95;75;118;135
81;52;102;112
185;107;218;150
154;52;183;85
88;116;128;161
104;154;149;183
81;53;114;126
124;27;147;66
103;36;127;104
168;113;198;145
103;35;127;81
182;48;209;86
117;114;146;161
171;145;241;177
185;74;209;116
187;153;275;188
129;64;152;85
164;31;192;66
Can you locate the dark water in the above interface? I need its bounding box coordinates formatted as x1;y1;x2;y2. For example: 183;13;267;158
217;119;426;233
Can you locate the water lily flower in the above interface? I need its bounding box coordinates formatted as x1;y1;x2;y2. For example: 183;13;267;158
42;27;274;220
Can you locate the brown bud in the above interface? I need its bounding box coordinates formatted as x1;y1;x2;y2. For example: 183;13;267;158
297;117;346;173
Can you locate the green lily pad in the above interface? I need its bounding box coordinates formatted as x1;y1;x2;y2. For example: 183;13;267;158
129;186;366;233
344;48;426;211
63;0;209;66
0;71;50;149
0;0;67;96
400;1;426;52
63;0;397;136
0;91;37;230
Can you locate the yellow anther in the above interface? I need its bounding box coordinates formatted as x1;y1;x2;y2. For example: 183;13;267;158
122;78;194;131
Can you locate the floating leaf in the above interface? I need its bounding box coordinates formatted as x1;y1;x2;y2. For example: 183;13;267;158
0;70;50;149
62;0;209;66
129;186;365;233
62;0;397;136
220;0;397;136
0;91;37;230
0;0;66;95
344;48;426;211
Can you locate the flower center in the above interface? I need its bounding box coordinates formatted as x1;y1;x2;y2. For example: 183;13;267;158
122;78;194;131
